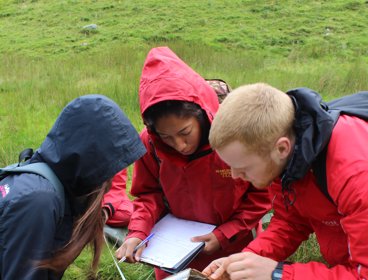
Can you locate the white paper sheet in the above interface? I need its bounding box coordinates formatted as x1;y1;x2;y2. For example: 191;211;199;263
140;214;216;269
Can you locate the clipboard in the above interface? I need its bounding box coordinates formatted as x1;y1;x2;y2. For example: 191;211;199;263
139;214;216;274
160;243;205;274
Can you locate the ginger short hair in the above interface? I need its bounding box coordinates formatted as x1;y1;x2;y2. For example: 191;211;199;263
209;83;295;154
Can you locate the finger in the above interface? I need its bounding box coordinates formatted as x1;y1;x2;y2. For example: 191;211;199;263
202;267;211;276
124;242;140;263
202;262;217;276
134;245;146;261
210;265;226;279
115;245;126;259
191;233;209;242
202;263;221;277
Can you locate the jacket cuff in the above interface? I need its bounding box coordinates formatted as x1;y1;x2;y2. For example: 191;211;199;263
215;221;248;250
242;247;254;253
281;263;293;280
103;203;115;217
126;230;147;241
213;228;231;249
216;221;246;240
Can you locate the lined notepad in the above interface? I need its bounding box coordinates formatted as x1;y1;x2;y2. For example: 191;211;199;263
140;214;216;273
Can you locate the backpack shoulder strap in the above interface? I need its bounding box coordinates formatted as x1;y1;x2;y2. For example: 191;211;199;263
1;162;65;217
311;147;335;205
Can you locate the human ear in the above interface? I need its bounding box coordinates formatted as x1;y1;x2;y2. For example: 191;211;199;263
271;137;292;163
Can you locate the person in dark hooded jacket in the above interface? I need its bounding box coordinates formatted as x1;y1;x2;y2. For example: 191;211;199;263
0;94;146;279
115;47;271;279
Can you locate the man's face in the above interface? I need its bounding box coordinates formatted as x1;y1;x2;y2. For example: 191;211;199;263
216;140;282;188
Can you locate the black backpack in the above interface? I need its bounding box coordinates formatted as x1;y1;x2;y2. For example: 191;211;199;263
311;91;368;204
0;148;65;217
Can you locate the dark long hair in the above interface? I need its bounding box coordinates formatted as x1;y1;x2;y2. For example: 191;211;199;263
37;181;110;276
143;100;211;148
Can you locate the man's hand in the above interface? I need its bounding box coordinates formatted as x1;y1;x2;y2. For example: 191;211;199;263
202;257;229;279
191;232;221;254
225;252;277;280
115;237;143;263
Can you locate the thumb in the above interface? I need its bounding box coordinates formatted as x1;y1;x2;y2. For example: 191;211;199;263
134;246;145;262
210;265;226;279
191;233;210;242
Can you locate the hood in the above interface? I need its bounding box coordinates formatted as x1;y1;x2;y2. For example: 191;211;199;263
281;88;335;191
139;46;219;122
32;94;146;197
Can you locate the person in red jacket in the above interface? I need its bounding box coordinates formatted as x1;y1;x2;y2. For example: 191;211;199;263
115;47;271;279
102;168;133;227
204;83;368;280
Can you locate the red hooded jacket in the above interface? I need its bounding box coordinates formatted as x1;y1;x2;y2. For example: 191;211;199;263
102;168;133;227
245;115;368;279
127;47;271;272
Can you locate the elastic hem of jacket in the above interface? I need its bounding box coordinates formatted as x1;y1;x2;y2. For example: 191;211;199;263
103;203;115;216
281;263;294;280
126;230;147;241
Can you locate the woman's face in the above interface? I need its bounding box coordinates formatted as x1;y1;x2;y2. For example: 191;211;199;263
155;114;202;155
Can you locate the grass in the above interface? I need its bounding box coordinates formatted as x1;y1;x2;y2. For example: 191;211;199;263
1;44;367;164
1;0;367;278
1;0;368;59
65;244;155;280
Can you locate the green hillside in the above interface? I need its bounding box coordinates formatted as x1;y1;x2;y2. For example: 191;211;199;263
1;0;368;59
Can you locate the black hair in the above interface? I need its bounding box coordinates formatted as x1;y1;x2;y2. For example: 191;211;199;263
143;100;210;148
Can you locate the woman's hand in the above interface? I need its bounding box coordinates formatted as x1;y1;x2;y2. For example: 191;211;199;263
115;237;143;263
191;232;221;254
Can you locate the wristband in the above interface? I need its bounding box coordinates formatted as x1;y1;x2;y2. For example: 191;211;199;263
271;262;284;280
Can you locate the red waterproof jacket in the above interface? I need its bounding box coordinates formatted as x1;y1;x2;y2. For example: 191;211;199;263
127;47;271;270
102;169;133;227
245;115;368;279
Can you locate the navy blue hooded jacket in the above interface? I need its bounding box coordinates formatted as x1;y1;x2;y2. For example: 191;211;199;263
0;95;146;279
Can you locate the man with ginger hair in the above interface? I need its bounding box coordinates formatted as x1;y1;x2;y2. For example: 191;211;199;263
203;83;368;280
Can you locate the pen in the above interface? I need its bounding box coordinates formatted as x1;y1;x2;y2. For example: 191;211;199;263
118;232;155;263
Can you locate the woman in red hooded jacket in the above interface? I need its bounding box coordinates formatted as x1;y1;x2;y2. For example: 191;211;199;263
115;47;271;279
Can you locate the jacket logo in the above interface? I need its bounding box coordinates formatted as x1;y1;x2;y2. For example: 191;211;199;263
321;220;340;227
215;169;232;178
0;184;10;198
